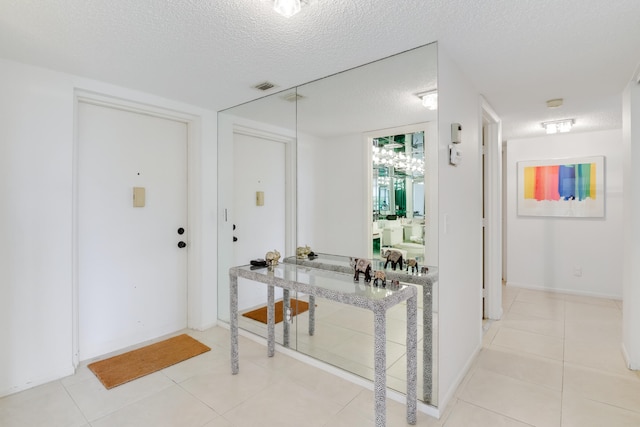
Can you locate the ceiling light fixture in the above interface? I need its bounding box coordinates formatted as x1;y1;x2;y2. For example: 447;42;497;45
542;119;575;134
546;98;563;108
274;0;302;17
417;90;438;110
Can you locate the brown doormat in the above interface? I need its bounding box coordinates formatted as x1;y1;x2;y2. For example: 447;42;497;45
88;334;210;389
242;298;310;324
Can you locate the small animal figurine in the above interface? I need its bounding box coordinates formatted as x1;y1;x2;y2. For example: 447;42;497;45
350;257;372;282
296;245;311;259
420;266;429;274
265;249;281;267
372;270;386;288
406;258;419;273
383;249;404;270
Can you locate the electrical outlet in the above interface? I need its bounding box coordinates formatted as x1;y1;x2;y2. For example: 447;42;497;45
573;266;582;277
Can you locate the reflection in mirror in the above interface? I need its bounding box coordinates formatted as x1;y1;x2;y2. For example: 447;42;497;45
372;130;425;262
217;42;439;408
216;88;298;350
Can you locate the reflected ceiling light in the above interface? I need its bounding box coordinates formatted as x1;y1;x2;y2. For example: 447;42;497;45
542;119;575;134
417;90;438;110
274;0;302;17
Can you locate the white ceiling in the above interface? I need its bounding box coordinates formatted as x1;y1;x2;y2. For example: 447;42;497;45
1;0;639;140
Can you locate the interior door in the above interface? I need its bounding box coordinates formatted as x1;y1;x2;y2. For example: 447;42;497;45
232;130;286;312
77;102;188;360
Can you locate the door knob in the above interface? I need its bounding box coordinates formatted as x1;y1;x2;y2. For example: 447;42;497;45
177;241;186;248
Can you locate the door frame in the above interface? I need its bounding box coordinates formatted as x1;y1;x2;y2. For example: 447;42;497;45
480;96;503;320
72;91;201;367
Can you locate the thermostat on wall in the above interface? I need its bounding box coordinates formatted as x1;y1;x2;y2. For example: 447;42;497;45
451;123;462;144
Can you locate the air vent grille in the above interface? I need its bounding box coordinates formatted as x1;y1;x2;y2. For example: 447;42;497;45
253;81;277;91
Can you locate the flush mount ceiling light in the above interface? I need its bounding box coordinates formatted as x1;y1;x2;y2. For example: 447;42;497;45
546;98;563;108
417;90;438;110
273;0;303;17
542;119;575;134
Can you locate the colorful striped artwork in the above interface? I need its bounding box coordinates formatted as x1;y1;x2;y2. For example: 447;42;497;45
523;163;596;202
517;156;604;218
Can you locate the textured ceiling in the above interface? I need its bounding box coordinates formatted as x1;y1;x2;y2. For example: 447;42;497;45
1;0;639;139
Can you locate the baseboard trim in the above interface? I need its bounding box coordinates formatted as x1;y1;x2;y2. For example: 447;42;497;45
506;281;622;300
0;365;75;398
621;342;640;371
438;341;482;414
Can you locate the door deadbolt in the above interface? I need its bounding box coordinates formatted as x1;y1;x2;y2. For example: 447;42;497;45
177;227;185;235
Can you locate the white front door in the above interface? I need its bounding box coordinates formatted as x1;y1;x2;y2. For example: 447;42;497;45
77;102;188;360
233;131;286;311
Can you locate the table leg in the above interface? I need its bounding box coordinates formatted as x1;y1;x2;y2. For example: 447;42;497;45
308;295;315;336
230;274;239;374
283;289;290;347
407;293;418;424
267;284;275;357
373;308;386;427
423;286;432;403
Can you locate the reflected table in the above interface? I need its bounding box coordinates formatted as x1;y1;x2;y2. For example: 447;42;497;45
284;253;437;403
229;263;417;427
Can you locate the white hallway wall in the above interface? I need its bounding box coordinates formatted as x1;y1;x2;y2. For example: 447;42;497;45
0;58;218;396
506;129;623;298
436;48;483;409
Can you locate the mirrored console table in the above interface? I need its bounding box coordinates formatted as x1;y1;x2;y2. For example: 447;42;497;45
283;253;437;404
229;262;418;427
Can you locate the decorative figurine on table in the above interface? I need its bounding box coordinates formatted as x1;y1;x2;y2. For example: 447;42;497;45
406;258;419;273
421;266;429;274
265;249;281;267
350;257;372;282
296;245;311;259
372;270;386;288
389;279;401;289
383;249;404;270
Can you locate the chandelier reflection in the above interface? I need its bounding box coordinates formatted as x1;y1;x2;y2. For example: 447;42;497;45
372;146;424;174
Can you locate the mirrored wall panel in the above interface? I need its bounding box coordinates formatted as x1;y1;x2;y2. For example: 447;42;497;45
217;42;439;406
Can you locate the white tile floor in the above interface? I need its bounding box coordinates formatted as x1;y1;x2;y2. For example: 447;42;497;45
1;286;639;426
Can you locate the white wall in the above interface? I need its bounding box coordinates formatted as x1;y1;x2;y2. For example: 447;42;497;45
506;129;623;298
0;58;218;396
436;49;484;409
622;72;640;368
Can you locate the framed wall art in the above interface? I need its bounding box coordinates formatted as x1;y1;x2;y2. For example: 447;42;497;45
517;156;605;217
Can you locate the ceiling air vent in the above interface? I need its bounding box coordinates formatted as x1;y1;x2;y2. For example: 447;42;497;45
253;81;277;91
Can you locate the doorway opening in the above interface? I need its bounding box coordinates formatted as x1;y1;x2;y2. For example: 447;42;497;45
481;97;503;320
